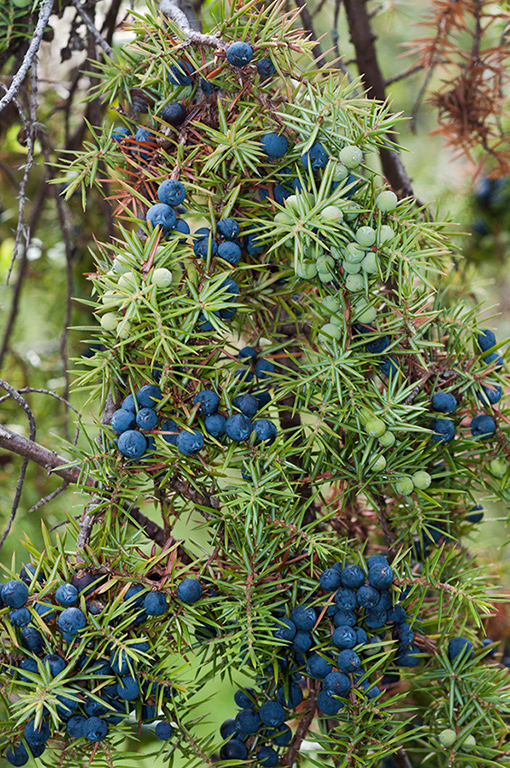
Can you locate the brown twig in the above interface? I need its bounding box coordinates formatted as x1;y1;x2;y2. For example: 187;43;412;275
281;685;318;766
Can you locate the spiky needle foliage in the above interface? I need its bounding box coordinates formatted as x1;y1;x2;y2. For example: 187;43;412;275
2;1;510;767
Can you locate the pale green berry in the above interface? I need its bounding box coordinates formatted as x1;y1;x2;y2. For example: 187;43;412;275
355;299;376;323
274;211;292;223
345;243;365;263
322;297;340;313
356;226;376;248
318;271;333;283
365;417;386;437
151;268;173;288
316;255;335;270
378;431;395;447
378;225;396;244
330;314;343;327
305;245;324;260
318;323;341;343
102;291;119;305
395;476;414;496
332;163;348;181
370;455;386;472
117;320;131;339
118;271;137;289
345;274;364;291
296;261;318;279
489;458;507;478
343;260;361;274
285;194;299;208
361;253;378;274
464;735;476;748
320;205;344;221
376;190;398;213
100;312;119;331
330;246;343;260
439;729;457;748
112;257;131;274
339;144;363;169
412;470;431;490
344;203;361;221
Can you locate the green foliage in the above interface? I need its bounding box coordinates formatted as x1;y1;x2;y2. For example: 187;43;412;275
1;1;510;767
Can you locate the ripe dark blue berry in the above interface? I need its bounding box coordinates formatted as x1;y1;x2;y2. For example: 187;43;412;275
268;723;292;746
235;708;260;734
334;588;357;610
253;419;277;445
220;740;248;760
466;504;484;523
21;626;44;654
117;675;140;700
257;57;276;77
478;382;502;404
260;700;286;728
177;579;203;604
118;430;147;459
58;607;87;637
301;141;329;171
111;408;136;434
276;682;303;709
194;390;220;415
337;649;361;673
333;609;357;627
56;583;79;607
368;563;394;590
306;652;333;679
217;218;241;240
429;418;455;443
204;413;226;437
320;568;342;591
332;625;357;650
176;429;204;455
356;584;380;608
234;687;257;708
158;179;186;207
273;617;296;641
155;721;174;740
43;654;67;677
24;718;50;745
431;392;457;414
112;126;130;142
1;580;28;609
217;240;242;265
379;356;399;376
448;636;474;662
5;743;29;766
146;203;177;235
160;102;187;126
477;329;496;351
226;413;253;442
366;335;390;354
137;384;162;408
261;132;289;158
484;351;503;369
83;716;108;741
19;563;44;585
121;394;137;412
161;418;179;444
293;630;312;652
291;604;316;631
340;564;365;590
256;746;279;767
143;591;168;616
67;715;86;738
254;359;274;379
323;670;351;696
470;413;496;438
168;60;194;86
226;42;253;68
239;345;257;362
9;608;30;627
317;690;343;715
135;407;158;430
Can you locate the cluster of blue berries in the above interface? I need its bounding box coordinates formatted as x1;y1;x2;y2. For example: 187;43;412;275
109;376;278;462
1;565;205;764
219;687;294;767
429;329;502;444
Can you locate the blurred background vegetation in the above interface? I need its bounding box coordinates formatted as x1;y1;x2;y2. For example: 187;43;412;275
0;0;509;764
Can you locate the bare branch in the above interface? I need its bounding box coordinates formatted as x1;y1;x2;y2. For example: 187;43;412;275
0;0;54;115
71;0;114;57
27;480;69;515
159;0;224;48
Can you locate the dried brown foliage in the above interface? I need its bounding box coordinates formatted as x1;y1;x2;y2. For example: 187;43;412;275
406;0;510;175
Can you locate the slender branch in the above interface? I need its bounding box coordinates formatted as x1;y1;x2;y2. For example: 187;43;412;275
0;0;54;115
341;0;415;198
0;424;171;548
394;747;414;768
158;0;224;48
70;0;114;57
27;480;69;514
385;62;424;86
0;381;36;547
281;685;318;766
